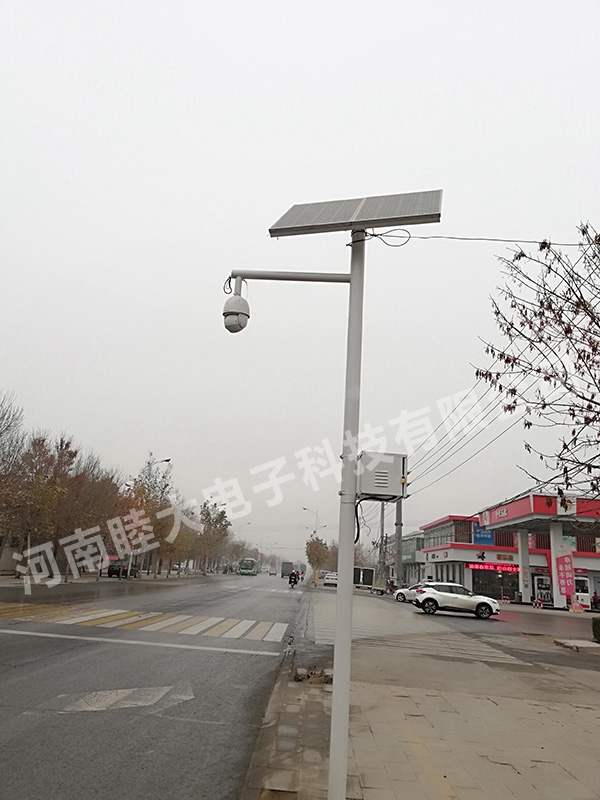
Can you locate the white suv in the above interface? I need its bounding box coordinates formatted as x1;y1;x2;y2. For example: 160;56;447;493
394;583;434;603
413;582;500;619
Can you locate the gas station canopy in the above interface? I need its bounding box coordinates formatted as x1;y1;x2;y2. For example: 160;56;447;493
479;493;600;536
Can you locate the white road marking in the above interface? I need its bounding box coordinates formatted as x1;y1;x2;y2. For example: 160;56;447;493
0;628;281;656
178;617;224;635
263;622;288;642
140;614;192;631
98;612;162;628
222;620;256;639
41;681;195;712
58;609;129;624
66;689;154;711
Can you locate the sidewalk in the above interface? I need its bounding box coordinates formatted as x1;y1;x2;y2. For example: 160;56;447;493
241;589;600;800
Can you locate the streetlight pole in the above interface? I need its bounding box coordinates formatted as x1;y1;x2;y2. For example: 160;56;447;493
223;189;442;800
328;229;365;799
302;506;326;537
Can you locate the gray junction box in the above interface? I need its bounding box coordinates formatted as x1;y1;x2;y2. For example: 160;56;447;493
356;451;408;501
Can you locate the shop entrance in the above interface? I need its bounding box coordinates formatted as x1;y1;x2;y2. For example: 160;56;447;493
472;569;519;601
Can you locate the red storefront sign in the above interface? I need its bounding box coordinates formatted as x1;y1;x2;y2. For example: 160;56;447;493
555;554;575;595
467;563;519;573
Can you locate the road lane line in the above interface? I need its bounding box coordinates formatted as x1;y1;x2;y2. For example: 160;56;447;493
58;610;129;624
178;617;224;635
244;621;273;640
263;622;288;642
222;620;256;639
79;611;142;626
140;615;192;631
0;628;281;656
203;618;241;637
0;604;52;618
160;616;208;633
120;613;174;630
98;612;162;628
33;606;92;620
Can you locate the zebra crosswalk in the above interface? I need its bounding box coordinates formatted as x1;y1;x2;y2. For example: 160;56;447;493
310;592;528;666
220;585;296;595
0;602;289;643
354;632;526;665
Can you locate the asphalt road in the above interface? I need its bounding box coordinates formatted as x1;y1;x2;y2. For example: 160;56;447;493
376;592;600;673
0;573;304;800
389;592;600;638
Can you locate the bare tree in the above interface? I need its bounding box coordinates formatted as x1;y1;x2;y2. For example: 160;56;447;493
477;225;600;496
0;392;25;566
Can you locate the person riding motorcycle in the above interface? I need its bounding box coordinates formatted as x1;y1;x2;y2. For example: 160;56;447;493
288;570;299;588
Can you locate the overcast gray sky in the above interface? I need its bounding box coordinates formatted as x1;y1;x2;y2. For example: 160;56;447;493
1;1;599;562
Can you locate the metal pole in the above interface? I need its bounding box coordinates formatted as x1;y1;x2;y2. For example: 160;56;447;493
328;230;365;800
394;497;403;587
378;502;385;581
231;269;351;284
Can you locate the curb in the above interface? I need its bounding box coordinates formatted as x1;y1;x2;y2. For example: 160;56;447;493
239;650;296;800
554;638;600;653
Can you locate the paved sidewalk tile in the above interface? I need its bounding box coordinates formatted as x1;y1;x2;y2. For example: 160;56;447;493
247;677;600;800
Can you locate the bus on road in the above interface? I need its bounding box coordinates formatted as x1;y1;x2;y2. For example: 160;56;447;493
238;558;259;575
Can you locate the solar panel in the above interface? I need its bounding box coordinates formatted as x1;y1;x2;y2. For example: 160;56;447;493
269;190;442;237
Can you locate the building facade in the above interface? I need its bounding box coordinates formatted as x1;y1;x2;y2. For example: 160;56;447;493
399;502;600;608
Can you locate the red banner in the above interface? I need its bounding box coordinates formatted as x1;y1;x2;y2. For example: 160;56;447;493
555;554;575;595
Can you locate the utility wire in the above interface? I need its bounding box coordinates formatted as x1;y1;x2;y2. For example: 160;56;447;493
410;415;525;497
410;357;546;483
411;379;567;496
362;229;581;248
410;334;550;475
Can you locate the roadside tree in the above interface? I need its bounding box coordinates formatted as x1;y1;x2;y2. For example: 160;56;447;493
305;534;329;586
196;501;231;573
478;225;600;497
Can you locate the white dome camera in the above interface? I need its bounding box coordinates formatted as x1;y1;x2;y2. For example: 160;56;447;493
223;294;250;333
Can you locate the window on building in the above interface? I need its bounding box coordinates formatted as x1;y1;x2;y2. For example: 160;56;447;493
494;530;516;548
535;533;550;550
576;537;597;553
454;520;473;543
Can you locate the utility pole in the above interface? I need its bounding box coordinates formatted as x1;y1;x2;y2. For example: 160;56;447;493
378;501;386;581
394;497;403;587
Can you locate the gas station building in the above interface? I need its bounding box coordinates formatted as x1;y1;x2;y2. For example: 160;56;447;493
414;494;600;609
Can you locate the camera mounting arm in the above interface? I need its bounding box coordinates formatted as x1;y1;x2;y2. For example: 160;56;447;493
223;270;351;333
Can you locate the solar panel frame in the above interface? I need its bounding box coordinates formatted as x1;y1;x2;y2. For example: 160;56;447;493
269;190;442;237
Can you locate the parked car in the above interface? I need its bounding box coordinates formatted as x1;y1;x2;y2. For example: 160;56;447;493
323;572;338;587
393;583;432;603
413;582;499;619
107;562;140;578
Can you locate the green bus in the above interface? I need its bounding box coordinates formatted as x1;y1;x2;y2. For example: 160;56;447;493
238;558;259;576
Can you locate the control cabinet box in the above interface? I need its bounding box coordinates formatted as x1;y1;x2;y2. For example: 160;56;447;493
356;451;407;501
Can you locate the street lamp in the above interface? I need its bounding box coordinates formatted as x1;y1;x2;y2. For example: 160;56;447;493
222;189;442;800
303;507;326;536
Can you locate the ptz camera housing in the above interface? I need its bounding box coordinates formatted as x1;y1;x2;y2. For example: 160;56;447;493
223;294;250;333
